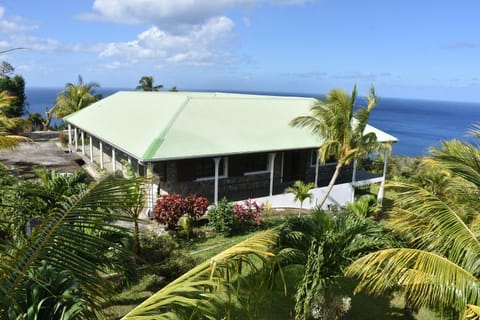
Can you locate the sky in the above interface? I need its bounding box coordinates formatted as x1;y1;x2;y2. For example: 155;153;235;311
1;0;480;102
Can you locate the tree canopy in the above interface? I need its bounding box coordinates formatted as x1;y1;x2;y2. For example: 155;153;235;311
52;75;101;119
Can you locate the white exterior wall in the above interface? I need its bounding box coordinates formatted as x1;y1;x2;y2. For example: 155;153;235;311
249;183;355;209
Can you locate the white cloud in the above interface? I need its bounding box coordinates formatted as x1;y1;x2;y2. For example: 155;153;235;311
98;16;236;66
0;6;36;33
83;0;314;28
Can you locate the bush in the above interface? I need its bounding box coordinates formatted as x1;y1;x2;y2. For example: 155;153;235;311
183;194;209;221
208;197;235;235
233;199;264;229
153;194;209;230
208;198;264;235
152;194;185;230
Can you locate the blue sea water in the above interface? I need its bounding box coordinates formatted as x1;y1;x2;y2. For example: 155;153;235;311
24;87;480;157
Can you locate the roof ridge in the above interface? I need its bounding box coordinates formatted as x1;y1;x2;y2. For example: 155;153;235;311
141;96;191;160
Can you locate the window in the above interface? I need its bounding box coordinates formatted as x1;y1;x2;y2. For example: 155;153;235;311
244;153;269;174
194;157;227;180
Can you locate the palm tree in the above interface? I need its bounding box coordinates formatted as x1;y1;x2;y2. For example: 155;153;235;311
122;163;146;255
0;174;139;318
280;202;393;320
52;75;100;118
286;180;315;216
122;229;279;319
0;91;30;149
136;75;163;91
346;137;480;318
290;85;382;208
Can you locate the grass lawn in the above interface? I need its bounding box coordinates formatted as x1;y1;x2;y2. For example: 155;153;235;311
103;214;438;319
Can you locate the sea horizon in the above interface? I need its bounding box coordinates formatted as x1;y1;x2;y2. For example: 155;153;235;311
24;87;480;158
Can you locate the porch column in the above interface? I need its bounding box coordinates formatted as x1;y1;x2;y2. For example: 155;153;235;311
67;124;72;152
89;136;93;162
268;153;276;197
147;163;154;216
314;157;319;187
112;148;116;172
213;157;221;204
351;158;357;203
81;131;85;155
99;141;104;169
377;149;389;205
74;128;78;151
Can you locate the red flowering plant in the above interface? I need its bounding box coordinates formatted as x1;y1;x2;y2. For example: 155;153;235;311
152;194;186;230
153;194;209;230
183;194;209;221
232;199;264;231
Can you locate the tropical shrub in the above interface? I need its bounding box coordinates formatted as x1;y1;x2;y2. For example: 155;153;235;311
153;194;209;230
8;260;94;320
183;194;208;221
233;199;264;231
208;197;235;235
152;194;185;230
209;198;264;235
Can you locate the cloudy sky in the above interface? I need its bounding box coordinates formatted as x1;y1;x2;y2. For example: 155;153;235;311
1;0;480;101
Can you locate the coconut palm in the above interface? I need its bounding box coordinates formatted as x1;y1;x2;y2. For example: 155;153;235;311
136;75;163;91
122;229;279;319
346;138;480;318
52;75;100;118
286;180;316;216
0;174;139;318
290;85;383;208
0;91;30;149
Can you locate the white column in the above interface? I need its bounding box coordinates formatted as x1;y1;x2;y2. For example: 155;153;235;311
89;136;93;162
314;158;319;187
213;157;221;204
99;141;104;169
351;158;357;203
268;153;276;197
377;149;389;205
147;163;154;216
81;131;85;155
67;124;72;152
112;148;116;172
74;128;78;151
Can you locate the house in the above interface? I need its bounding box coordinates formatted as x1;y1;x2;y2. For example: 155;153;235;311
64;91;397;211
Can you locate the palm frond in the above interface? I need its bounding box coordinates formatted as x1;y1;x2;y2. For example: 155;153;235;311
467;123;480;139
0;175;138;315
464;304;480;319
386;181;480;274
122;229;279;319
346;248;480;312
427;140;480;189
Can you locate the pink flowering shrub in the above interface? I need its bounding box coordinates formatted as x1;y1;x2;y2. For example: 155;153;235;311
233;199;264;230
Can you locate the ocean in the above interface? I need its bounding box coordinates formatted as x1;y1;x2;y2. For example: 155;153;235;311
24;87;480;157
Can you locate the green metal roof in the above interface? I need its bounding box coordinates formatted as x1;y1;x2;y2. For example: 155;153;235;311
64;91;397;162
